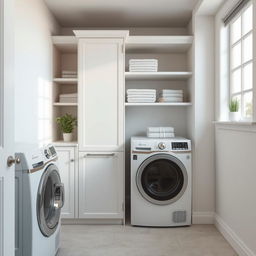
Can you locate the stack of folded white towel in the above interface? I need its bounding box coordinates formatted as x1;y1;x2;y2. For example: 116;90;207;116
158;89;183;103
127;89;156;103
147;127;175;138
59;93;78;103
129;59;158;72
62;70;77;78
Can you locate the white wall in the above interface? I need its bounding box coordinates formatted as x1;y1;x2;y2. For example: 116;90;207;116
214;0;256;255
215;125;256;256
15;0;60;147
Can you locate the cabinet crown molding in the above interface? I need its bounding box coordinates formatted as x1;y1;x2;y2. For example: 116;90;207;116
73;30;129;40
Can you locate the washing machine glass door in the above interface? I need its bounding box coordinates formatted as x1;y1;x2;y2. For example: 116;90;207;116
37;164;64;237
136;154;188;205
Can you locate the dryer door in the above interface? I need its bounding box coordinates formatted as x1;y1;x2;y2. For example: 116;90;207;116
37;164;64;237
136;154;188;205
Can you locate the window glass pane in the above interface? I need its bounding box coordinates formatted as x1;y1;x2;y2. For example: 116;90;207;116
231;69;241;93
242;5;253;35
231;42;241;69
243;91;253;118
243;63;253;90
243;33;252;63
231;16;241;44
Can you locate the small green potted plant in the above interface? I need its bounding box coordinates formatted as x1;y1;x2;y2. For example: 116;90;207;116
56;114;77;142
229;98;239;121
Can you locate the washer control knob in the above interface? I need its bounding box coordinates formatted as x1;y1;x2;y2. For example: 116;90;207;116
158;142;166;150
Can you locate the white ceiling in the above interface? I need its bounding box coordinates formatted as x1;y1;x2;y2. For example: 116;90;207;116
44;0;199;27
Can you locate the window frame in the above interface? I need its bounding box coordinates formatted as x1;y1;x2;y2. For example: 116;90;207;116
229;1;253;121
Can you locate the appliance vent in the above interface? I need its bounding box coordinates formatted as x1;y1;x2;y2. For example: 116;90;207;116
173;211;186;223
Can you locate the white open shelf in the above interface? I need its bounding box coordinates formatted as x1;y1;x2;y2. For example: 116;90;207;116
53;102;78;106
125;72;192;80
52;36;78;53
126;36;193;53
125;102;192;107
53;78;78;84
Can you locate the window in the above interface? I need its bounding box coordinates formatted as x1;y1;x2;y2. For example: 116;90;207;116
229;3;253;120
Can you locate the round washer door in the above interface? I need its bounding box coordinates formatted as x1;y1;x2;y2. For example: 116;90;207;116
136;154;188;205
37;164;64;237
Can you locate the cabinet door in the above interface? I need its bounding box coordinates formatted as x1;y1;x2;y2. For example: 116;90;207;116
78;152;124;219
56;147;76;219
78;38;124;151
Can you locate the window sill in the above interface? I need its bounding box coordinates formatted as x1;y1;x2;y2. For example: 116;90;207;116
213;121;256;132
213;121;256;126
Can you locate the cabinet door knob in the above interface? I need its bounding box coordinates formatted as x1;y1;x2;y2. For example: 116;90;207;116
70;159;75;162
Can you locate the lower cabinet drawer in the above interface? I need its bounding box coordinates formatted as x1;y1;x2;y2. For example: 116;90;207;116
78;151;124;219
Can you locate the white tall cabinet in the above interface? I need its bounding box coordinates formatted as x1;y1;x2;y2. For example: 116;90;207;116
74;31;128;223
77;37;125;152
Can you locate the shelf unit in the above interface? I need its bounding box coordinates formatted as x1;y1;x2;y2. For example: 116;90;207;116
52;36;78;142
126;36;193;53
125;34;193;145
125;72;192;80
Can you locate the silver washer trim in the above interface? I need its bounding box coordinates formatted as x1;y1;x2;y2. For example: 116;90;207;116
136;154;188;205
37;164;62;237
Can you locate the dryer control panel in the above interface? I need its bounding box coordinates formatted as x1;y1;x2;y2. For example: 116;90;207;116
131;137;191;152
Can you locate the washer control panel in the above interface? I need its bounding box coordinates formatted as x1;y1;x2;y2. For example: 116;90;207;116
43;145;57;159
171;142;189;151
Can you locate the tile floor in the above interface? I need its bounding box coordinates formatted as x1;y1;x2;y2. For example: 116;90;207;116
58;224;237;256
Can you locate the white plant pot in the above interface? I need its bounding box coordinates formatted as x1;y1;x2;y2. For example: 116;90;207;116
229;112;240;122
63;133;73;142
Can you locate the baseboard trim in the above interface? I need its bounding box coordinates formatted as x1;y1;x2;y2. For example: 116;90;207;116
192;211;214;224
214;214;255;256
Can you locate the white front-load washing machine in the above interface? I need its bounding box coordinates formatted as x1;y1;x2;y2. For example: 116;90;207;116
131;137;192;227
15;144;64;256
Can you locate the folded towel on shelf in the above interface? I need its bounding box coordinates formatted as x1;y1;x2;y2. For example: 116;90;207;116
147;127;175;133
127;98;156;103
129;59;158;72
161;89;183;94
59;93;77;97
158;97;183;103
129;68;158;72
59;93;78;103
127;95;156;98
147;132;175;138
129;59;158;65
127;89;156;94
159;92;183;96
61;70;77;78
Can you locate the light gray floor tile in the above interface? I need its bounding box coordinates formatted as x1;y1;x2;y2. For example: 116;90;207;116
58;224;237;256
